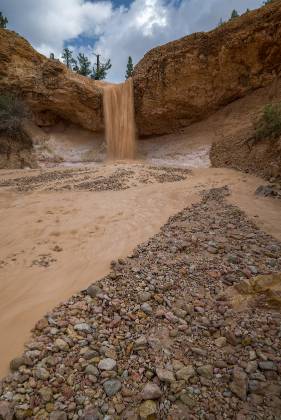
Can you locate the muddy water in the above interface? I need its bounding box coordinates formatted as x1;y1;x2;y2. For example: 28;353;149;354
1;165;281;377
103;79;136;159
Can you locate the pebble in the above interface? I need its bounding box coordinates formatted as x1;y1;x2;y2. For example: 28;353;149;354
103;379;122;397
54;338;69;351
98;358;117;371
141;383;162;400
139;400;157;419
156;368;175;383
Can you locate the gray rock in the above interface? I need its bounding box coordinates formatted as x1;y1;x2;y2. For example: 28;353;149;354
229;366;248;401
34;366;50;380
87;284;102;298
103;379;122;396
98;358;116;371
85;365;99;376
258;361;277;371
141;303;153;314
141;383;162;400
139;292;152;302
175;366;195;382
156;368;175;383
197;364;213;379
74;323;92;333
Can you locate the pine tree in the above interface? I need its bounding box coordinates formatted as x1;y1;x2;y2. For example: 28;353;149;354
76;53;92;77
0;12;8;28
91;54;112;80
230;9;239;20
125;56;134;79
62;48;76;69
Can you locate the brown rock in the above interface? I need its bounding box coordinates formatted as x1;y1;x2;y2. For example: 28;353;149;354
0;401;13;420
0;29;103;132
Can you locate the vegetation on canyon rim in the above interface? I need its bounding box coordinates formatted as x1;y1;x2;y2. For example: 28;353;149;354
255;102;281;142
0;94;29;139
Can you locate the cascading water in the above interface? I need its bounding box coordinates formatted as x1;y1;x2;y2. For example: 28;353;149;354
103;78;136;160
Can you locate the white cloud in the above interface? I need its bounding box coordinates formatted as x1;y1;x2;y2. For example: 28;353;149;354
1;0;264;81
0;0;112;57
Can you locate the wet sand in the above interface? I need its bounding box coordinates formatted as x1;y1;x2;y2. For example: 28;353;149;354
0;163;281;377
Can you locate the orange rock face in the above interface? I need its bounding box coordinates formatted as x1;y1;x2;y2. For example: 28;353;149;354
0;29;104;132
133;2;281;137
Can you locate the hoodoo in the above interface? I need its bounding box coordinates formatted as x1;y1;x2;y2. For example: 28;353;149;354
103;78;136;160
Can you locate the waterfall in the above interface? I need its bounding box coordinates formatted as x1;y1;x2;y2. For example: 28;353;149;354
103;78;136;160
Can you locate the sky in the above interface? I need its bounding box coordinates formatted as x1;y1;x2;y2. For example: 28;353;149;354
0;0;264;82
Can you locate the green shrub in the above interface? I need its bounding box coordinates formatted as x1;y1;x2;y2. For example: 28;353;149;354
255;102;281;141
0;94;29;138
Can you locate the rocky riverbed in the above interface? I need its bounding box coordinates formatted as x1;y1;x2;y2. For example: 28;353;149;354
0;186;280;419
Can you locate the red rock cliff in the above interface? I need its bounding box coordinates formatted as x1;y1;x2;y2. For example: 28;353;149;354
133;1;281;137
0;29;103;132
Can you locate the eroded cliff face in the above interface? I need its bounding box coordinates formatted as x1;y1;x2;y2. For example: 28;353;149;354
133;1;281;137
0;29;103;132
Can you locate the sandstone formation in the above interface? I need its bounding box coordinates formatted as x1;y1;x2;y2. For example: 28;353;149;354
0;29;103;132
133;1;281;136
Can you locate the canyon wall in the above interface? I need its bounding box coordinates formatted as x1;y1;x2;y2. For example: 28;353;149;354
0;29;103;132
133;1;281;137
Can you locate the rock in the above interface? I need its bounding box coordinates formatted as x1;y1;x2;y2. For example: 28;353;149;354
139;291;152;302
197;365;213;379
139;400;157;419
103;379;122;397
259;361;277;371
0;29;103;133
85;365;99;376
34;366;50;380
87;284;102;298
175;366;195;382
141;303;153;314
98;358;117;371
133;1;281;136
83;407;103;420
10;356;27;371
49;411;67;420
54;338;69;351
134;336;148;350
35;317;49;330
0;401;13;420
180;393;196;408
214;337;227;348
74;323;92;333
156;368;175;383
141;383;162;400
39;387;53;402
229;366;248;401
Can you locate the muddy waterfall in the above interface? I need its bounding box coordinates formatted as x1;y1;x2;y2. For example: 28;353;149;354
103;78;136;160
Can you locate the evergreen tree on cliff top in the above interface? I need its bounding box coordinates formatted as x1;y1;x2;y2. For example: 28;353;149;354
230;9;239;19
0;12;8;28
62;48;77;70
125;56;134;79
91;54;112;80
76;53;92;77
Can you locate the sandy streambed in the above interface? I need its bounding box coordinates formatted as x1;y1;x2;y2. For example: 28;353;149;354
0;164;281;377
